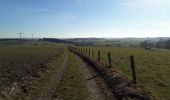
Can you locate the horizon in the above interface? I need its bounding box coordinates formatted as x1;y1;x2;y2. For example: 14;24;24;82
1;37;170;39
0;0;170;38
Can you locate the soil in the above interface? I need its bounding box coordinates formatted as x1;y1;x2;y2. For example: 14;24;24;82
77;55;115;100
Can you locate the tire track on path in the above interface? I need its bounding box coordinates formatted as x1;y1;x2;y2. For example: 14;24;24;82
75;54;115;100
34;51;68;100
48;51;115;100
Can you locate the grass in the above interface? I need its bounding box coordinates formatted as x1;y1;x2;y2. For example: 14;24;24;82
0;40;28;47
0;42;66;75
78;46;170;100
27;52;66;99
0;41;66;98
53;51;90;100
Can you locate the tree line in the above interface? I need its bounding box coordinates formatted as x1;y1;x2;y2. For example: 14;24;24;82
140;39;170;49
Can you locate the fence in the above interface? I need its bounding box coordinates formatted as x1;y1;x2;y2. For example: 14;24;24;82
68;46;137;83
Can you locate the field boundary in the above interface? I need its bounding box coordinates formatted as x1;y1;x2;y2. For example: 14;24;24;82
69;47;150;100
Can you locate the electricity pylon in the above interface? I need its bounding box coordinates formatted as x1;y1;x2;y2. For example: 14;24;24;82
18;32;23;40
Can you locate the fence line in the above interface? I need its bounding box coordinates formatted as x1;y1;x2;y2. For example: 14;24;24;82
69;46;137;83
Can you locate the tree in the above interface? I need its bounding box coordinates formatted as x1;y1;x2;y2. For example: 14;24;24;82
140;40;154;48
155;39;165;48
164;40;170;49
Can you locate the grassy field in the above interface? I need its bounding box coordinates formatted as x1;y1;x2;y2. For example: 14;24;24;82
1;40;170;99
0;41;66;98
0;40;29;47
78;46;170;100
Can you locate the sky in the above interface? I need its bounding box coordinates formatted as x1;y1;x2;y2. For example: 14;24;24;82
0;0;170;38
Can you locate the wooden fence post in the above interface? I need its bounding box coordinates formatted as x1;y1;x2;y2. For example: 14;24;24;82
86;48;88;55
98;50;100;61
83;48;85;54
130;56;137;83
108;52;112;68
92;49;94;58
89;48;90;56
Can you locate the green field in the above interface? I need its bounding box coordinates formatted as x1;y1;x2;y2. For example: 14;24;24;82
79;46;170;100
0;41;66;98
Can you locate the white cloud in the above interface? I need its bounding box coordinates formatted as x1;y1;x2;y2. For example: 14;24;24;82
120;0;170;8
137;21;170;32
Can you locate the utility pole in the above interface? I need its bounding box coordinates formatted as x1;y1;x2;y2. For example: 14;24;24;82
18;32;23;40
32;33;34;40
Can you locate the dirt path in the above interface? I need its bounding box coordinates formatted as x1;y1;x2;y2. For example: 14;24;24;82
34;51;114;100
34;51;68;100
53;51;90;100
79;57;104;100
76;55;115;100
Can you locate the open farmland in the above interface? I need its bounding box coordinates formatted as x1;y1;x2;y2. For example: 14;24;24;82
0;40;29;47
78;46;170;100
0;41;66;99
0;39;169;100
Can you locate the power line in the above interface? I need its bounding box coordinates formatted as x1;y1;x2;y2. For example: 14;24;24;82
18;32;23;40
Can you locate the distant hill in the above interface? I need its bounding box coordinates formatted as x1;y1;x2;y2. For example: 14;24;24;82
42;38;73;44
63;37;170;47
0;38;20;41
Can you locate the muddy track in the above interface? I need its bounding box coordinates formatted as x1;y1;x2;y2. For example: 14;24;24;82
75;53;115;100
34;51;68;100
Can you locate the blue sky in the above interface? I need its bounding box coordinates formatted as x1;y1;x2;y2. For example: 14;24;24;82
0;0;170;38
